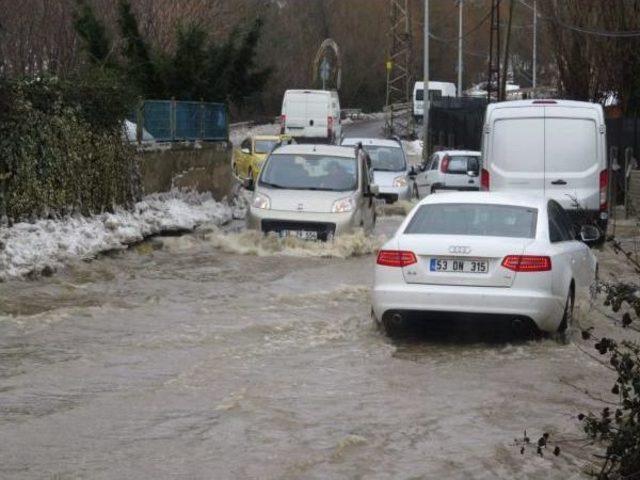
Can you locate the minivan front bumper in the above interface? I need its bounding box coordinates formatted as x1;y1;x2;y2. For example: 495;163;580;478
247;208;360;238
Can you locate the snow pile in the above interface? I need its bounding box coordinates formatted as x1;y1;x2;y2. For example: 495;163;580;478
0;191;233;280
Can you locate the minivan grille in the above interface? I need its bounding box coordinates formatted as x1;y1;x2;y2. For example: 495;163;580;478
261;220;336;241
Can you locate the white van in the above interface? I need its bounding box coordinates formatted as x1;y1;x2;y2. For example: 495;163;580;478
413;81;457;120
481;99;608;230
280;90;341;144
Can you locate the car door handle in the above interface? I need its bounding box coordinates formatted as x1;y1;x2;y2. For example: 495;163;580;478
551;179;567;185
468;180;475;184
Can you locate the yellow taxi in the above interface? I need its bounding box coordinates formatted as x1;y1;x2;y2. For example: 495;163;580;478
233;135;294;181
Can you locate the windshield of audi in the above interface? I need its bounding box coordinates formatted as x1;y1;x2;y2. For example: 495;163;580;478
259;154;358;192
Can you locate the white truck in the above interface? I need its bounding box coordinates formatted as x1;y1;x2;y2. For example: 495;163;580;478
481;99;609;231
280;90;341;144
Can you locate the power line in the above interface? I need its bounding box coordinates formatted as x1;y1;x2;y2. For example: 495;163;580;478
415;8;492;43
517;0;640;38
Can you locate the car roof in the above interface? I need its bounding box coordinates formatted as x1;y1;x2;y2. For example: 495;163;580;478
272;143;356;158
253;135;281;141
341;138;402;148
434;150;480;157
417;191;546;210
486;99;603;110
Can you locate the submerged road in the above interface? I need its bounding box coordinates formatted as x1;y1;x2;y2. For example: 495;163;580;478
0;119;621;479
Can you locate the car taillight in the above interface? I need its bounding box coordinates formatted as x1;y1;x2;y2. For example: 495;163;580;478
440;155;450;173
501;255;552;272
481;168;490;190
280;114;286;134
377;250;417;268
600;169;608;213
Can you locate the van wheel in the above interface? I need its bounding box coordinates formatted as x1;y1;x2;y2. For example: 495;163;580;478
430;185;437;194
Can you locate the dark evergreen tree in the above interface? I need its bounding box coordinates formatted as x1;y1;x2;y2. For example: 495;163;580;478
170;24;208;101
73;0;113;66
117;0;163;98
226;18;272;106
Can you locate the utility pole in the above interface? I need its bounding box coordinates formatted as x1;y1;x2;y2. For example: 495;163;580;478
423;0;430;160
385;0;414;138
487;0;501;102
532;0;537;90
457;0;463;97
500;0;515;101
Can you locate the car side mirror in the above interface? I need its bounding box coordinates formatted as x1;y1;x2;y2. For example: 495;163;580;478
580;225;601;245
419;164;427;172
242;177;255;191
241;148;250;155
369;184;380;196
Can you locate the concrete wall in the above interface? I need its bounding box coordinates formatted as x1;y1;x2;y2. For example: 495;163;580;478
137;142;234;200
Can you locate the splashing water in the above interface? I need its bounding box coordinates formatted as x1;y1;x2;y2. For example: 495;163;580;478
202;227;386;259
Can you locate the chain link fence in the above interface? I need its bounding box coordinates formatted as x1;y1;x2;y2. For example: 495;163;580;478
131;100;228;143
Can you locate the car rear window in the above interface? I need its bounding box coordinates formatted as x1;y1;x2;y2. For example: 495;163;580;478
405;203;538;238
445;156;477;174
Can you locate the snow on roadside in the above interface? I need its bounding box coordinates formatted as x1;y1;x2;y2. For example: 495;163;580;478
0;191;234;281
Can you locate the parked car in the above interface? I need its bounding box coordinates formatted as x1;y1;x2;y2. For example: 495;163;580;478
233;134;294;181
245;144;379;240
280;90;342;144
413;150;481;196
372;192;599;336
413;81;456;122
341;137;413;203
481;99;608;232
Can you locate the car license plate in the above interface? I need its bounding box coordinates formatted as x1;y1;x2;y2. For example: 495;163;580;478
429;258;488;274
280;230;318;241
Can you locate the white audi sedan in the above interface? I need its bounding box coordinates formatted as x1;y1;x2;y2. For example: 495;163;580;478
372;192;600;336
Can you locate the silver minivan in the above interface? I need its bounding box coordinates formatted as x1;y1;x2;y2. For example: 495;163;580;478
245;144;378;240
341;137;413;203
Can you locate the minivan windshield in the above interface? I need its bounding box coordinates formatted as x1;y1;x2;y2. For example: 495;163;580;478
260;154;357;192
405;203;538;238
364;146;406;172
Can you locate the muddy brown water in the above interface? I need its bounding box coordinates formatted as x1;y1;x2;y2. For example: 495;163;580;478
0;215;629;479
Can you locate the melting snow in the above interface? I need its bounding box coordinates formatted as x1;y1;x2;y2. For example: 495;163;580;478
0;191;234;280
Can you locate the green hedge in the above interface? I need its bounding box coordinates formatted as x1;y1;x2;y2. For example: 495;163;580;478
0;77;139;224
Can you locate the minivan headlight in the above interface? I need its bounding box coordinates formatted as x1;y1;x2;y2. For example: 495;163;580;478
393;175;408;187
252;192;271;210
332;196;356;213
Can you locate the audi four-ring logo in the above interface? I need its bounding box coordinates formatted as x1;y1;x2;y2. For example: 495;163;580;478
449;245;471;254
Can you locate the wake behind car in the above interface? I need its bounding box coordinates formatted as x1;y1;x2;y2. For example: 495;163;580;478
341;137;413;203
246;144;379;240
372;192;599;336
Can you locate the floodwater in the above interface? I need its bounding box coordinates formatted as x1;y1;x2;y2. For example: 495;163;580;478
0;213;624;479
